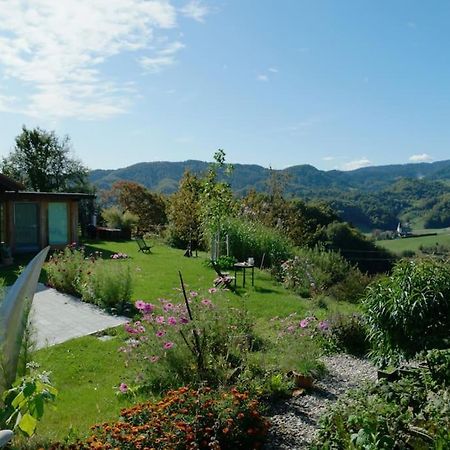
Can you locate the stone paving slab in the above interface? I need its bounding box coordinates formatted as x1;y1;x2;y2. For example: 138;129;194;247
29;284;128;349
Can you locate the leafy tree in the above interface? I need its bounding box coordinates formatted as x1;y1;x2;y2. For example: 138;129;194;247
1;126;89;192
167;171;203;249
106;181;167;233
199;150;234;254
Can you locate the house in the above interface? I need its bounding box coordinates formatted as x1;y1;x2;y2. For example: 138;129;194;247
0;173;94;254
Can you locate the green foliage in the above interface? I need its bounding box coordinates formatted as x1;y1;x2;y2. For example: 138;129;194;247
426;349;450;388
1;126;89;192
280;247;368;301
362;258;450;366
423;194;450;228
78;260;132;312
0;367;57;437
167;170;203;249
314;365;450;450
45;246;132;312
325;221;395;274
223;217;293;268
208;255;237;270
326;314;369;356
199;150;235;243
240;191;337;248
101;206;138;231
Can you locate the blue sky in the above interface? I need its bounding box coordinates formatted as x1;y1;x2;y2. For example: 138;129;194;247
0;0;449;171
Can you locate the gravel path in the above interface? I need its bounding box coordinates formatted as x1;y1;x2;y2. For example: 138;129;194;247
264;354;377;449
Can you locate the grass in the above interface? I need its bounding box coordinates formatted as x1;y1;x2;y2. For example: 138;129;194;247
1;238;359;444
377;231;450;254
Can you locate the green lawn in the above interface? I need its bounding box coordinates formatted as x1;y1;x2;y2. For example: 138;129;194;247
377;230;450;254
2;239;358;445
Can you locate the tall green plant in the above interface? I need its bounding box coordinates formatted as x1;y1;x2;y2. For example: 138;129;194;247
223;217;293;268
362;258;450;366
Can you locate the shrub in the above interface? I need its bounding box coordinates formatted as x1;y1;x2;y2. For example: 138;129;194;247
362;258;450;366
46;246;132;312
265;314;328;377
120;286;256;392
313;370;450;449
280;247;368;301
326;314;369;357
78;260;132;311
101;206;138;231
50;386;269;450
45;247;87;296
223;218;293;268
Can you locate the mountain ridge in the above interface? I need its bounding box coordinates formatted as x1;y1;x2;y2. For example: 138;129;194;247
89;159;450;195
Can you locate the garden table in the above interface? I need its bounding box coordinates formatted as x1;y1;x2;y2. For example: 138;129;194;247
233;262;255;288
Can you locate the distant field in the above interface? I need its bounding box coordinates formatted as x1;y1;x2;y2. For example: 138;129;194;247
377;230;450;254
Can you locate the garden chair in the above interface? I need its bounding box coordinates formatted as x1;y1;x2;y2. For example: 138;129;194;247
211;261;235;289
135;236;152;253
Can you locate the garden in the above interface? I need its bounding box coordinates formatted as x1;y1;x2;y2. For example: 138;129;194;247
1;153;449;449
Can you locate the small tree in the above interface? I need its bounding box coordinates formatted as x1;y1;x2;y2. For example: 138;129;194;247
167;171;203;249
1;126;89;192
106;181;167;234
199;150;234;258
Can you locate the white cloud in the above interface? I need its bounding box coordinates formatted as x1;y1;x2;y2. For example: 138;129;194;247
322;156;335;161
0;0;203;120
257;74;269;82
342;158;372;171
139;41;185;72
409;153;433;163
268;67;278;73
181;0;209;22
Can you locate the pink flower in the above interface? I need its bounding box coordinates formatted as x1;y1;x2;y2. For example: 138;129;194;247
135;300;146;310
179;316;189;324
299;319;309;328
167;316;177;325
156;330;166;338
119;383;128;393
143;303;155;314
163;303;174;312
190;291;199;297
150;355;159;363
163;341;174;350
201;299;213;307
287;325;295;333
318;320;330;331
208;287;218;294
155;316;165;324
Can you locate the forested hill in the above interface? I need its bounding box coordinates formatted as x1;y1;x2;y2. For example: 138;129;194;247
90;159;450;195
90;159;450;230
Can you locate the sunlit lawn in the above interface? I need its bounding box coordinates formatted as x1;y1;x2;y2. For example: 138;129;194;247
2;238;358;444
377;230;450;254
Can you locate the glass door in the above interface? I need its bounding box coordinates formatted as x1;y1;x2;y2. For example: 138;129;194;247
14;203;39;252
